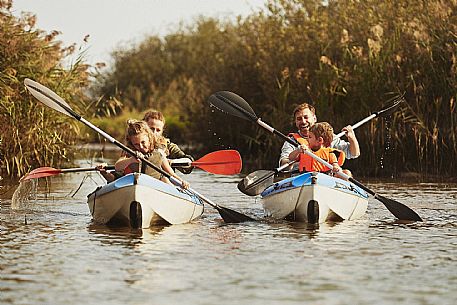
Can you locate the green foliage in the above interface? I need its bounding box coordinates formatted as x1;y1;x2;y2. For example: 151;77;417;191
0;2;91;177
93;0;457;176
80;109;143;143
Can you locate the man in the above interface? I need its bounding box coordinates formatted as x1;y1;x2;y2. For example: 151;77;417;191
279;103;360;168
143;110;194;174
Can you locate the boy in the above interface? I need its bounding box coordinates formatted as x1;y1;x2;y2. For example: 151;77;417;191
289;122;351;177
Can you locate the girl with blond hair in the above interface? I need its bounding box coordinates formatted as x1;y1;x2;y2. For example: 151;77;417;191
114;119;189;188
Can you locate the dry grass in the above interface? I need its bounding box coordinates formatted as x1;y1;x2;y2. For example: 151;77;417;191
0;3;92;177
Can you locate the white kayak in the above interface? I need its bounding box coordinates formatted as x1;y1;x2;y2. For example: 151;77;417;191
87;173;204;228
260;172;369;223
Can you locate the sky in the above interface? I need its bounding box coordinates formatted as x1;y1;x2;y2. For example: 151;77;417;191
12;0;266;67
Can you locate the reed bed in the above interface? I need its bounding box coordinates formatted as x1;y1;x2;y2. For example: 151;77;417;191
2;0;456;178
93;0;456;176
0;2;91;177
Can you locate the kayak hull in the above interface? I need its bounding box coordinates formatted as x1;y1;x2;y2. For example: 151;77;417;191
261;172;369;223
87;173;204;228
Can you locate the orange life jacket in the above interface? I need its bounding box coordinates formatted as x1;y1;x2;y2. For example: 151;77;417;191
289;133;345;172
289;133;309;146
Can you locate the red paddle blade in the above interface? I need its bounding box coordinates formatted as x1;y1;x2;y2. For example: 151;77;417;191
193;150;242;175
20;167;61;182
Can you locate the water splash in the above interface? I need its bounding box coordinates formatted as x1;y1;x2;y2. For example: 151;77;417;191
11;179;38;210
380;117;395;177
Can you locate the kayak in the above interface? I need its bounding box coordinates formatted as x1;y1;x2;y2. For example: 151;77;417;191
260;172;369;223
87;173;204;228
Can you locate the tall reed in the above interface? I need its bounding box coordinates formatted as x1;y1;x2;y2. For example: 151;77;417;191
0;2;92;177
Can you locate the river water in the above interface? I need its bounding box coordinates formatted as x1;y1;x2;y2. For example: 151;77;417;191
1;157;456;305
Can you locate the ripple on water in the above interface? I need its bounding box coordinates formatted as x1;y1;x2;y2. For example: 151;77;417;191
1;171;456;305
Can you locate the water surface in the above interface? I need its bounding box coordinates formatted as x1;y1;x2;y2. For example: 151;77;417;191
1;164;456;305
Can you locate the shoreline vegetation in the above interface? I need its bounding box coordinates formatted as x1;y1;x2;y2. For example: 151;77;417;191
65;140;457;182
1;0;456;179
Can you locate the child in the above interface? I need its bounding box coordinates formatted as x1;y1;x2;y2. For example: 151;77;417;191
289;122;351;177
114;119;190;189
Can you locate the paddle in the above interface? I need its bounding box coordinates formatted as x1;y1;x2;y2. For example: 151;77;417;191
20;150;242;182
237;159;296;196
208;91;422;221
238;96;405;196
24;79;253;223
19;165;116;182
335;94;405;138
172;150;242;175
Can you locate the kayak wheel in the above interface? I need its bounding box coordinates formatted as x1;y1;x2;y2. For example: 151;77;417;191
129;201;142;228
307;200;319;223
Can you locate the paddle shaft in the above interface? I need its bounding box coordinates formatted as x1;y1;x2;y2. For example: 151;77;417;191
172;161;237;167
28;84;225;211
335;97;404;138
27;159;234;179
335;114;376;138
60;166;115;173
241;158;297;195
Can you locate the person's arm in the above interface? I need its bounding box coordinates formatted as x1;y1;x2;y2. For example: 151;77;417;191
342;125;360;158
161;156;190;189
167;141;194;174
288;142;310;163
288;146;302;163
329;151;341;173
96;163;115;182
115;155;140;172
167;142;192;160
279;141;295;166
331;134;360;159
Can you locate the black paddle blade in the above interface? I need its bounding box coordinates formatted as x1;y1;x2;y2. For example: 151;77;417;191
208;91;258;122
375;194;423;221
237;170;275;196
216;206;255;223
377;94;405;117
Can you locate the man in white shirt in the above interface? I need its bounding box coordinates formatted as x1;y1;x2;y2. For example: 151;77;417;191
279;103;360;168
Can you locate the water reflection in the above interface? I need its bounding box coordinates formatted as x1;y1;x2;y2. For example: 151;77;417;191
88;222;146;237
86;222;183;245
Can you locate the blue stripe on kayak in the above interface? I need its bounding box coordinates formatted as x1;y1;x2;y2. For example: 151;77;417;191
261;172;368;199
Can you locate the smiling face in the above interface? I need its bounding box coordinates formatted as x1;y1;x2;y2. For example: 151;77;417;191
130;133;151;154
146;118;164;136
295;108;317;136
